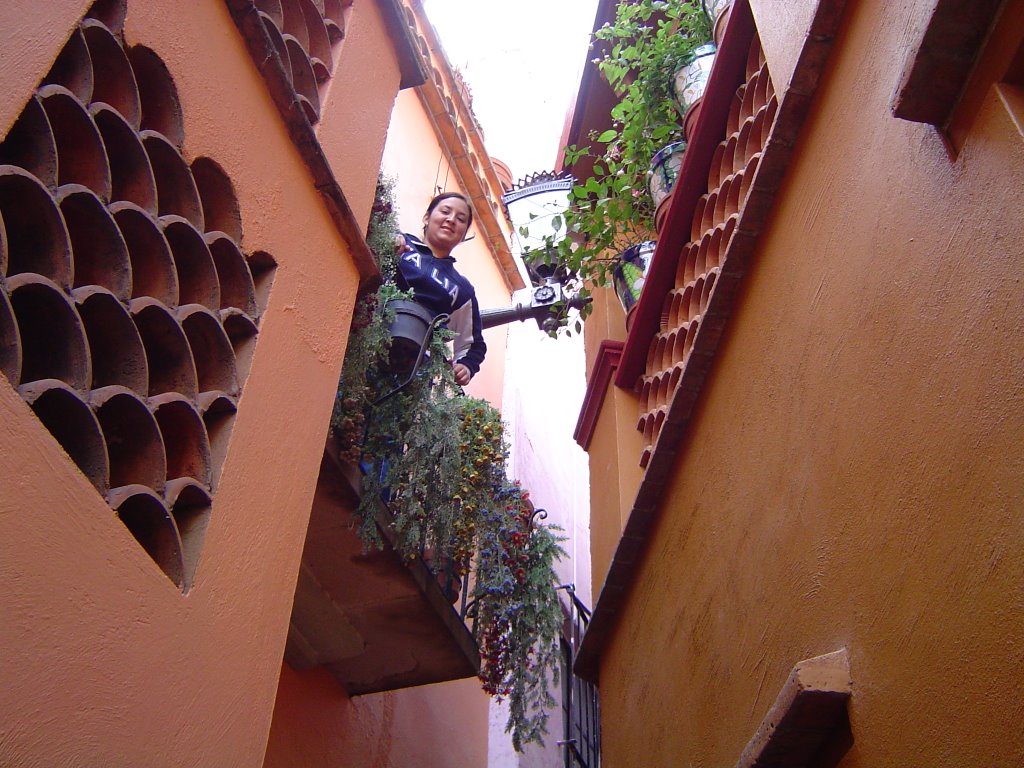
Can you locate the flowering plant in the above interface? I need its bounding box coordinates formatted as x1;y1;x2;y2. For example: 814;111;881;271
331;176;566;751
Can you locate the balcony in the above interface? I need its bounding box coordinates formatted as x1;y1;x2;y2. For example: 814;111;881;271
283;436;479;695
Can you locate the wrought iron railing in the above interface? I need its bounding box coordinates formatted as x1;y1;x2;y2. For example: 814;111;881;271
558;585;601;768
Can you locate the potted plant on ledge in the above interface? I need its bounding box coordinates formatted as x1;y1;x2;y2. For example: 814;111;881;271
538;0;714;323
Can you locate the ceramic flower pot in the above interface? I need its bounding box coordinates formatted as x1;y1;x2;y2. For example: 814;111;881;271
648;140;687;211
673;42;717;120
612;240;657;314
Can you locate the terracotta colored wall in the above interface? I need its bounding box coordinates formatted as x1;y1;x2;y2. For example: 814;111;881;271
264;666;490;768
262;80;513;768
0;1;398;765
0;0;90;136
584;289;642;596
317;0;403;230
596;1;1024;765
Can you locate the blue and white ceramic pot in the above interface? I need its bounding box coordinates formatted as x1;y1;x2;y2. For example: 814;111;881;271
673;42;717;120
612;240;657;314
647;140;687;211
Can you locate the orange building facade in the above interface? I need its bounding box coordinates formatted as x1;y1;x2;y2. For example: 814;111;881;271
572;0;1024;765
0;0;521;766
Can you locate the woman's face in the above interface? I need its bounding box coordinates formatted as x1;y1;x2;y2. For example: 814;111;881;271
423;197;471;255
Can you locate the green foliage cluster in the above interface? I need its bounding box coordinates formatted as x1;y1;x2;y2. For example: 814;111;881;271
533;0;713;317
331;175;566;752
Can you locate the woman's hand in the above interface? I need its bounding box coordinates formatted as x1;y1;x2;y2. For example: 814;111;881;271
453;363;471;386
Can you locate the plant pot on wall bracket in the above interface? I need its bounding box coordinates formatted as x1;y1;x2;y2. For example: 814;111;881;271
648;141;687;212
612;240;657;317
675;42;717;140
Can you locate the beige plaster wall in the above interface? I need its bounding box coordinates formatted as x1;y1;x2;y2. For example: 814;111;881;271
597;1;1024;765
583;288;642;597
0;1;390;765
383;87;511;408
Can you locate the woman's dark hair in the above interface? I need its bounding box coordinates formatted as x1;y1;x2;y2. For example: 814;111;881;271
426;192;473;228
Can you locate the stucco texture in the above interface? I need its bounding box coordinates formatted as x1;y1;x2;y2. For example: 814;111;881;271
596;0;1024;766
0;1;374;765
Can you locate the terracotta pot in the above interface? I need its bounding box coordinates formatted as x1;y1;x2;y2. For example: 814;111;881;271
683;95;704;141
714;1;733;47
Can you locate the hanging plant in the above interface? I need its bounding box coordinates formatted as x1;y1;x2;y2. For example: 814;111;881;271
529;0;714;325
331;174;566;752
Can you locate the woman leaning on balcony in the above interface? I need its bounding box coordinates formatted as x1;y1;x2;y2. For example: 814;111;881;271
394;192;486;385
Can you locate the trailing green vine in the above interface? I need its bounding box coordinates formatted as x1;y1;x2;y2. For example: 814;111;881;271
331;175;566;751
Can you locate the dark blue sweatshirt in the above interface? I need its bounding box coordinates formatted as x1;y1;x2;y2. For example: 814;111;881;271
396;233;487;378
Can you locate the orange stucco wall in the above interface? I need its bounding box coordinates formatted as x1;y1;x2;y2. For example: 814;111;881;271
0;1;400;765
261;67;514;768
594;1;1024;766
317;0;404;230
264;667;490;768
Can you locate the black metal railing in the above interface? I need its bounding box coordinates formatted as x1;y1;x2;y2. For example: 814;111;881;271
558;585;601;768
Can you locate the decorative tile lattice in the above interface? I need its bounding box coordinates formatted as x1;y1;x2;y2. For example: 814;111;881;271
253;0;354;122
638;37;776;468
0;1;276;591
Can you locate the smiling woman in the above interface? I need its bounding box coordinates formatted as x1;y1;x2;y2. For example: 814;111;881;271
395;192;486;384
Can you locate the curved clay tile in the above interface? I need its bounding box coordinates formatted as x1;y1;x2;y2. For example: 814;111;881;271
141;131;205;230
81;19;141;130
39;84;112;199
72;284;148;392
56;183;132;299
191;157;243;242
110;484;185;588
0;95;59;189
110;201;179;305
45;26;94;104
205;233;256;315
8;273;90;389
151;392;213;486
129;296;199;399
161;215;220;310
177;303;239;397
127;46;185;150
90;384;168;490
18;378;108;492
91;103;158;212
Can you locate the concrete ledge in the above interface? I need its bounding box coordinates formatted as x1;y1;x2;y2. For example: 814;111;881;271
736;648;852;768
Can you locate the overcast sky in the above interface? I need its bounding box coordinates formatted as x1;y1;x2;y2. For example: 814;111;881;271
423;0;599;184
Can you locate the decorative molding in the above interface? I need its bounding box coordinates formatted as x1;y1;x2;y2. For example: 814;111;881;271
573;340;624;450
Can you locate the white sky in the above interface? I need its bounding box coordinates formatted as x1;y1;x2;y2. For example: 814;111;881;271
422;0;600;184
